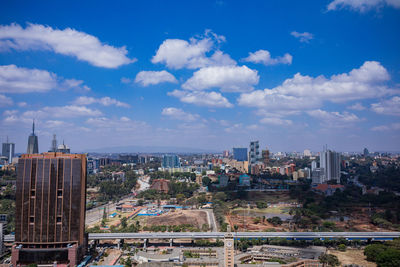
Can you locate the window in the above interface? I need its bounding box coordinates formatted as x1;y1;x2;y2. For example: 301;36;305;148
57;216;62;223
31;190;35;197
30;216;34;223
57;190;62;197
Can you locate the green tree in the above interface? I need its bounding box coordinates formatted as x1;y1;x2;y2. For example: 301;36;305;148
319;254;340;266
121;217;128;229
375;248;400;267
364;244;387;262
338;244;346;252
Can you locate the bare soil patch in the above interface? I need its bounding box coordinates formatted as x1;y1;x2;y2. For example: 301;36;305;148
146;210;208;228
328;248;376;267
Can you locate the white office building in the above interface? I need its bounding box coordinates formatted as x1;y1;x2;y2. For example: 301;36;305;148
319;147;341;183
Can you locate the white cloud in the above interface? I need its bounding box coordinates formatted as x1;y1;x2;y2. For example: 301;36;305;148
307;109;361;127
162;107;199;121
0;94;13;106
182;65;259;92
72;96;130;108
168;90;233;108
238;61;393;112
151;30;236;69
371;96;400;116
17;102;27;107
327;0;400;12
23;105;102;119
291;31;314;43
0;64;89;93
260;117;293;126
371;122;400;131
0;23;135;68
44;120;74;129
86;116;149;132
243;50;292;66
347;102;366;111
134;70;178;86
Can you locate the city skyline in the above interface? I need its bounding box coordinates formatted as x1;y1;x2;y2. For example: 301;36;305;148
1;1;400;153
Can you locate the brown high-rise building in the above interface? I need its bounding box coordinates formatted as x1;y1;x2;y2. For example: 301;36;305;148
262;147;270;166
12;152;87;266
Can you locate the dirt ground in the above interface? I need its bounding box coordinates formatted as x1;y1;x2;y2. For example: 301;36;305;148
328;248;376;267
226;214;286;231
145;210;208;228
99;248;121;265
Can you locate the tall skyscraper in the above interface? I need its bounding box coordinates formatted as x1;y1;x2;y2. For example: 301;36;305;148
319;146;341;183
2;137;15;164
162;154;180;168
249;141;260;165
232;147;248;161
363;148;369;157
12;153;87;266
27;121;39;154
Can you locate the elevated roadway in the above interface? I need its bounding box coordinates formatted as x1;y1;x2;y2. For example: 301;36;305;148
5;232;400;243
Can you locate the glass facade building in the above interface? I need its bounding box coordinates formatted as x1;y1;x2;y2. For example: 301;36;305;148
12;153;87;266
233;147;248;162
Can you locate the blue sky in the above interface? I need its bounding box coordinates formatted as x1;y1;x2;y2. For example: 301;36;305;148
0;0;399;153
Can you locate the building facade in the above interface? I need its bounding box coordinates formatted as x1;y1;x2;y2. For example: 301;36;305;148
12;153;87;266
249;141;260;165
261;147;270;165
2;140;15;164
162;154;181;169
232;147;247;162
320;148;341;183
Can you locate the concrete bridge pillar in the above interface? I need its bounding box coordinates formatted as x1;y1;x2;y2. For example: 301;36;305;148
143;238;148;249
170;238;173;247
117;239;121;250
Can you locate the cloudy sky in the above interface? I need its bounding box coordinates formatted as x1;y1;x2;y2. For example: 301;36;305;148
0;0;399;153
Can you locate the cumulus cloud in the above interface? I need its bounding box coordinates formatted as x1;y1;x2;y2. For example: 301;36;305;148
134;70;178;86
182;65;259;92
0;23;135;68
371;96;400;116
307;109;361;127
168;90;233;108
371;122;400;131
347;102;366;111
291;31;314;43
327;0;400;12
161;107;199;121
243;50;292;66
23;105;102;119
0;64;89;93
238;61;392;112
72;96;130;108
85;116;149;132
260;117;293;126
151;30;236;69
0;94;13;107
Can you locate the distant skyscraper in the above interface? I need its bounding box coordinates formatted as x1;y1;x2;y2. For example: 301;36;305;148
249;141;260;164
363;148;369;157
261;147;270;165
233;147;248;161
12;153;87;266
49;134;58;152
2;137;15;164
162;154;180;168
319;146;341;183
26;121;39;154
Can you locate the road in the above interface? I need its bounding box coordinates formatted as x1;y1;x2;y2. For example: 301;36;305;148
5;232;400;242
204;209;218;232
86;195;133;226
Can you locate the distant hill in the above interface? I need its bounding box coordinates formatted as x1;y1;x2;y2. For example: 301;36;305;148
83;145;220;154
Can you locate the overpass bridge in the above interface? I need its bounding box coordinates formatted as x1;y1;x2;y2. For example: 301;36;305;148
5;231;400;243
